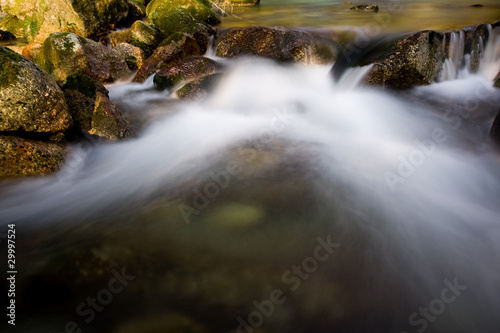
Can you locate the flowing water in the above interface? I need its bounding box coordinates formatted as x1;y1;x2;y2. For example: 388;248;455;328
1;5;500;333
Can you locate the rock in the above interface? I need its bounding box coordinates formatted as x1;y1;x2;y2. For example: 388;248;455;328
119;0;147;27
0;45;72;133
114;42;146;70
110;20;164;56
176;73;222;100
463;23;489;73
350;4;379;12
491;110;500;146
364;30;445;88
133;32;203;82
0;136;66;177
494;70;500;88
146;0;221;37
21;42;43;60
0;0;129;42
34;32;130;84
62;74;135;140
0;29;14;40
0;14;23;37
216;26;337;64
153;56;221;90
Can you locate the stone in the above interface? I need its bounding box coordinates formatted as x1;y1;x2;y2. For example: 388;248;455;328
21;42;42;60
364;30;445;88
133;32;202;82
146;0;221;37
62;74;135;140
153;56;221;90
34;32;130;84
0;45;72;133
0;28;15;39
216;26;337;64
176;73;222;100
350;4;379;12
114;42;146;70
463;23;490;73
0;135;66;177
110;20;164;56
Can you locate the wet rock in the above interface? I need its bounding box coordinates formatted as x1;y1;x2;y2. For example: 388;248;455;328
0;29;14;40
62;74;135;140
365;30;445;88
0;0;129;42
176;73;222;100
34;32;130;84
114;42;146;70
0;136;66;177
110;20;164;56
146;0;221;37
119;0;147;27
216;26;337;64
491;110;500;146
0;45;72;133
153;56;221;90
133;32;203;82
494;70;500;88
350;4;379;12
463;23;489;73
21;42;42;60
226;0;260;6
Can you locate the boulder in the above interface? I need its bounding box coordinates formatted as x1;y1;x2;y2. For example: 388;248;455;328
62;74;135;140
119;0;147;27
216;26;337;64
34;32;130;84
0;0;129;42
0;14;23;37
176;73;222;100
0;45;72;133
114;42;146;70
463;23;490;73
0;136;66;177
110;20;164;56
153;56;221;90
491;110;500;146
133;32;203;82
21;42;42;60
146;0;221;37
364;30;445;88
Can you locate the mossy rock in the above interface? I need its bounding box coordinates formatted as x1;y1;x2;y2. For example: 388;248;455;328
0;14;24;38
226;0;260;6
216;26;337;64
0;45;72;133
364;30;445;88
146;0;221;36
153;56;221;90
133;32;202;82
0;0;128;42
0;135;66;177
0;29;15;40
34;32;130;84
350;4;379;12
114;42;146;70
110;20;164;57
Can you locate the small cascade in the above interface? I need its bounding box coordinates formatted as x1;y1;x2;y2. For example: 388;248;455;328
439;30;465;81
479;24;500;80
204;35;217;58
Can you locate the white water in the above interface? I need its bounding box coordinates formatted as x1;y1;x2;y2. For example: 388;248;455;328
2;28;500;333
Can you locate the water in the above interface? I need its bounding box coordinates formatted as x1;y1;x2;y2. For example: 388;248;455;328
1;15;500;333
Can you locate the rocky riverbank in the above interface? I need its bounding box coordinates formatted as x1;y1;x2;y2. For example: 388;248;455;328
0;1;499;177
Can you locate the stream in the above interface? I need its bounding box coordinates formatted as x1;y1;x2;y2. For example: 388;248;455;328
1;3;500;333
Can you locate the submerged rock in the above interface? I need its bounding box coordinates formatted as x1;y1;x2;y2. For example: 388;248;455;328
34;32;130;84
176;73;222;100
133;32;203;82
350;4;379;12
153;56;221;90
463;23;490;73
62;74;135;140
0;136;66;177
0;0;129;42
0;45;72;133
216;26;337;64
146;0;221;37
364;30;445;88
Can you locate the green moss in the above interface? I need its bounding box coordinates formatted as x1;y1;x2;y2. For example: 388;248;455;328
0;46;22;88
